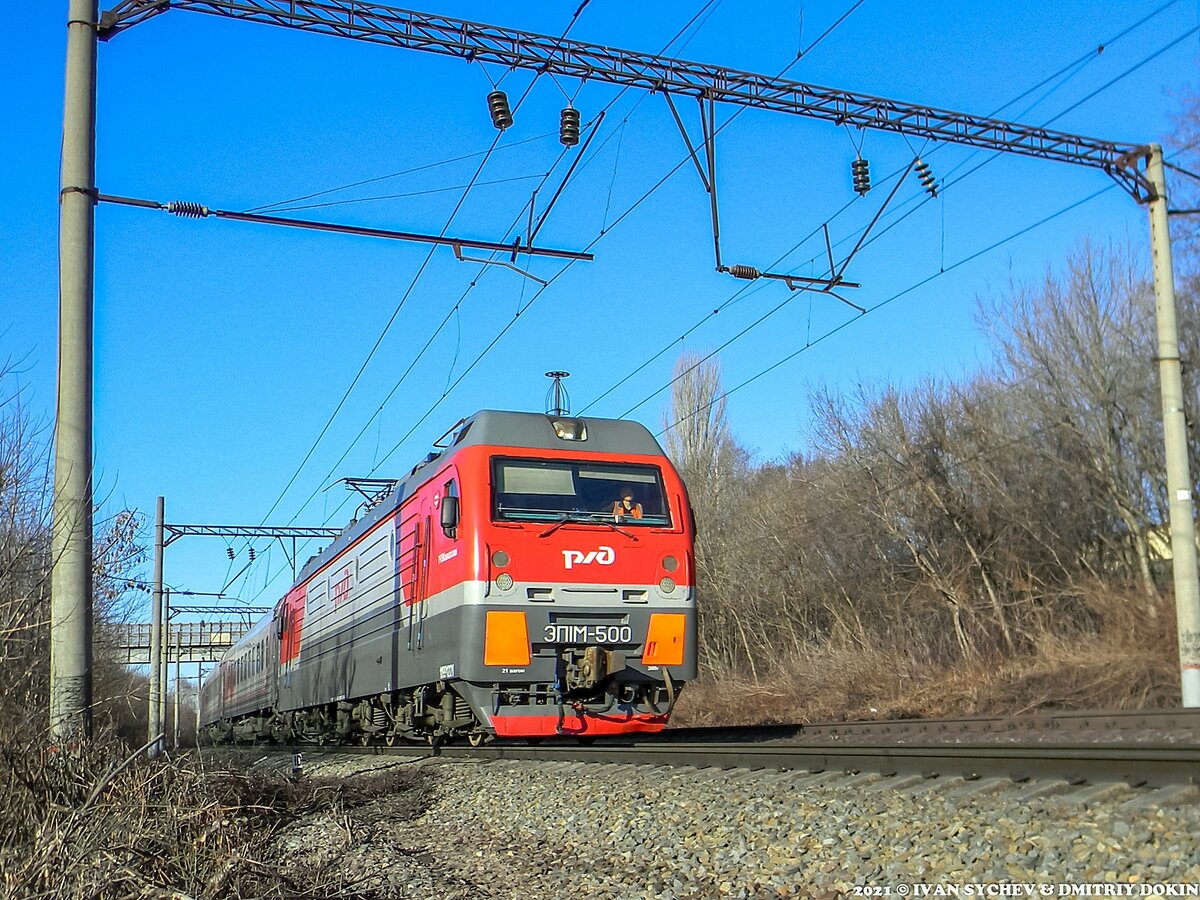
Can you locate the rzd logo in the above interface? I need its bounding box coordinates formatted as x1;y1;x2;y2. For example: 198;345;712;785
562;546;616;570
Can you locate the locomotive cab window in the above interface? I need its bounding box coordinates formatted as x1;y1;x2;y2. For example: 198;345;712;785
492;458;670;526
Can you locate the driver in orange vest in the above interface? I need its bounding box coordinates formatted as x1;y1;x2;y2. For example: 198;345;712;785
612;487;643;520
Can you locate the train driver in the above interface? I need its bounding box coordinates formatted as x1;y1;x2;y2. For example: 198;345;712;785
612;487;643;520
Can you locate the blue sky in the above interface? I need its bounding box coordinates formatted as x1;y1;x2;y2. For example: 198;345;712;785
4;1;1198;613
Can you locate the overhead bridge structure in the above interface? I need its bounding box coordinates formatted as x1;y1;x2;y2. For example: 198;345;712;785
111;621;254;665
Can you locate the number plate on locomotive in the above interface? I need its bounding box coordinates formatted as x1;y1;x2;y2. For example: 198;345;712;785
542;624;633;644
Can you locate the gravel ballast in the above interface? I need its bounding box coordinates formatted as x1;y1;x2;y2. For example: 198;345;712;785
276;752;1200;899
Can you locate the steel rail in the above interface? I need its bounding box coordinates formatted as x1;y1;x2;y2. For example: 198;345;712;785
280;736;1200;787
659;708;1200;745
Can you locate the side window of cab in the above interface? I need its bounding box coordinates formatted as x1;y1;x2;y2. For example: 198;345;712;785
440;478;460;540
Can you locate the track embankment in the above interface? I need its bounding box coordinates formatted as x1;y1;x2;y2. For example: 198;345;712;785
223;710;1200;898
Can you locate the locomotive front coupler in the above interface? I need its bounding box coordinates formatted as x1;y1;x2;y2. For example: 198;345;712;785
558;645;627;693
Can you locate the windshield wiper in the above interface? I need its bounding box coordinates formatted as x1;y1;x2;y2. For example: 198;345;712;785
588;516;639;540
540;513;638;542
537;512;639;540
538;514;572;538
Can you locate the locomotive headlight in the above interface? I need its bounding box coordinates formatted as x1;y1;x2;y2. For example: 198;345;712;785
492;550;510;568
496;573;514;591
551;418;587;441
662;555;678;572
658;576;676;593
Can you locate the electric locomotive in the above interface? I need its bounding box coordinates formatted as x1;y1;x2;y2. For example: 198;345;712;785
198;410;696;744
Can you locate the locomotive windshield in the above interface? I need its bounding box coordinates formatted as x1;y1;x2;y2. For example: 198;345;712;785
492;458;670;526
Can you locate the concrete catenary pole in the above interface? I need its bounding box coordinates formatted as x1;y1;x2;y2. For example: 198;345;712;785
49;0;98;741
173;629;181;748
162;587;171;741
1147;144;1200;707
150;496;165;754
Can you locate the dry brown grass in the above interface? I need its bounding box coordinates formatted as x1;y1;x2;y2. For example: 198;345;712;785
672;584;1182;726
0;731;429;900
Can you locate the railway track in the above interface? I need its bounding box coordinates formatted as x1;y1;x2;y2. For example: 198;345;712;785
276;708;1200;789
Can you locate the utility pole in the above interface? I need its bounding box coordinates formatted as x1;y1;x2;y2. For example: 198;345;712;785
149;496;164;755
1147;144;1200;706
49;0;98;741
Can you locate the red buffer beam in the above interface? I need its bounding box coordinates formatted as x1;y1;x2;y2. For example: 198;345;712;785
97;0;1151;199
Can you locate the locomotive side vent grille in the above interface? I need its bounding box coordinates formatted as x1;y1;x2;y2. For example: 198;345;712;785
454;695;471;721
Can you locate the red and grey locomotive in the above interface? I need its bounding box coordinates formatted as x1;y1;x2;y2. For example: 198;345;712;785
198;410;696;743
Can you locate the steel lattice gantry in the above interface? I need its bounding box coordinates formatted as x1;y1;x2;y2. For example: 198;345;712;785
96;0;1151;198
162;523;342;547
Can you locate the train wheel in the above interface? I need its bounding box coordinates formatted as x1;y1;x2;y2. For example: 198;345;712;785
385;731;397;747
467;732;486;748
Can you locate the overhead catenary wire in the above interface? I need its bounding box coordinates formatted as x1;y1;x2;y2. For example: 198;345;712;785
243;0;745;603
260;173;556;215
628;109;1177;424
770;0;1189;276
327;0;733;470
654;134;1200;441
788;20;1200;277
263;101;630;541
246;128;563;214
796;0;864;59
657;133;1200;440
241;3;1183;603
246;3;611;549
320;0;862;490
579;5;1192;418
247;99;545;544
279;0;728;501
241;5;695;602
575;0;877;414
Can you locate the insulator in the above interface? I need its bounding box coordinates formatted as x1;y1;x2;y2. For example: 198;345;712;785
851;157;871;196
166;200;209;218
248;547;256;562
226;547;235;560
727;264;761;280
915;158;938;197
487;90;513;130
559;106;581;147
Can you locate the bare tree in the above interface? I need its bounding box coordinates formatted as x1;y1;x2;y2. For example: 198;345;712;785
1168;93;1199;265
0;364;146;736
983;241;1164;608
